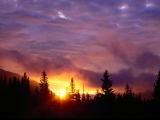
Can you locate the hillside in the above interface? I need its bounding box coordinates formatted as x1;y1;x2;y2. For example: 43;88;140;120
0;68;39;93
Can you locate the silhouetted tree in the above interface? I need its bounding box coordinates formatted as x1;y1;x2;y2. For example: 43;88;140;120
2;75;7;113
134;93;142;104
123;83;134;104
32;86;40;107
68;77;76;101
101;70;114;95
39;70;50;102
125;83;130;95
76;90;81;104
0;74;2;92
8;78;13;95
0;75;6;117
82;92;86;104
86;92;90;101
69;77;75;94
20;72;32;115
101;70;115;103
34;86;40;98
3;75;7;91
94;89;102;103
21;72;31;97
0;74;2;81
152;69;160;106
116;93;123;103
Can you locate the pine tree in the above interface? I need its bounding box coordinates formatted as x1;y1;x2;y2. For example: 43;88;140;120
123;83;133;103
76;90;81;103
0;74;3;92
69;77;76;101
39;70;50;102
20;72;31;114
125;83;130;95
34;86;40;98
82;93;86;104
86;92;90;101
3;75;7;91
69;77;75;94
152;69;160;105
21;73;31;97
101;70;115;103
33;86;40;107
101;70;114;95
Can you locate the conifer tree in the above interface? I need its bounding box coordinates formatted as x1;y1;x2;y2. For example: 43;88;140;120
101;70;115;103
3;75;7;91
21;72;31;97
39;70;50;102
76;90;81;103
82;93;86;104
20;72;31;114
69;77;75;94
86;92;90;101
123;83;133;103
69;77;76;101
152;69;160;105
101;70;114;96
33;86;40;107
0;75;3;92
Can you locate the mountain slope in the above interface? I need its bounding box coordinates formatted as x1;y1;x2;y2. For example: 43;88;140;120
0;68;39;93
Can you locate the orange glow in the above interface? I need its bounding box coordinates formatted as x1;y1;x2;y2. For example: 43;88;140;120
48;72;88;92
28;71;101;97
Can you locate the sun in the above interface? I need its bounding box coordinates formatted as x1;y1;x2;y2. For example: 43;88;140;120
59;89;66;99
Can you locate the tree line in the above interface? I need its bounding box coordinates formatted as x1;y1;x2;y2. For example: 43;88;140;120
0;69;160;118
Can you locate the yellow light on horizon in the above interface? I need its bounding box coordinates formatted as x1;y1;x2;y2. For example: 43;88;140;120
59;89;66;99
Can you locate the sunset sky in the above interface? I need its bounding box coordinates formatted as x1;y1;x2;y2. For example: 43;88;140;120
0;0;160;98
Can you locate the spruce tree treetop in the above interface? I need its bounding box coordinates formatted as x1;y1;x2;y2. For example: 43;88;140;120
101;70;114;96
69;77;75;94
39;70;49;90
39;70;50;102
39;70;50;97
152;69;160;104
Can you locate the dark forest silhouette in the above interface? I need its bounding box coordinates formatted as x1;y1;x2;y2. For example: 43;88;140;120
0;69;160;118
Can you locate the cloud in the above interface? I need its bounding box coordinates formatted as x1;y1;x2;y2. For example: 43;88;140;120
0;48;101;87
0;44;159;100
134;51;160;71
0;49;76;75
19;40;68;51
110;69;156;90
96;36;160;98
0;20;28;41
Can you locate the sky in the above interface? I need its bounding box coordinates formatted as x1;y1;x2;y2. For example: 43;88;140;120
0;0;160;99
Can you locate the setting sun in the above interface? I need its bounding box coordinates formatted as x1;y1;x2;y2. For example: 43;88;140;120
59;89;66;98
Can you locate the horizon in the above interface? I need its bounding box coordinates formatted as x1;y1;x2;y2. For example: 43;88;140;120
0;67;154;100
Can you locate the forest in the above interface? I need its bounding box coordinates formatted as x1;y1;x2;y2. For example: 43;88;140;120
0;69;160;118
